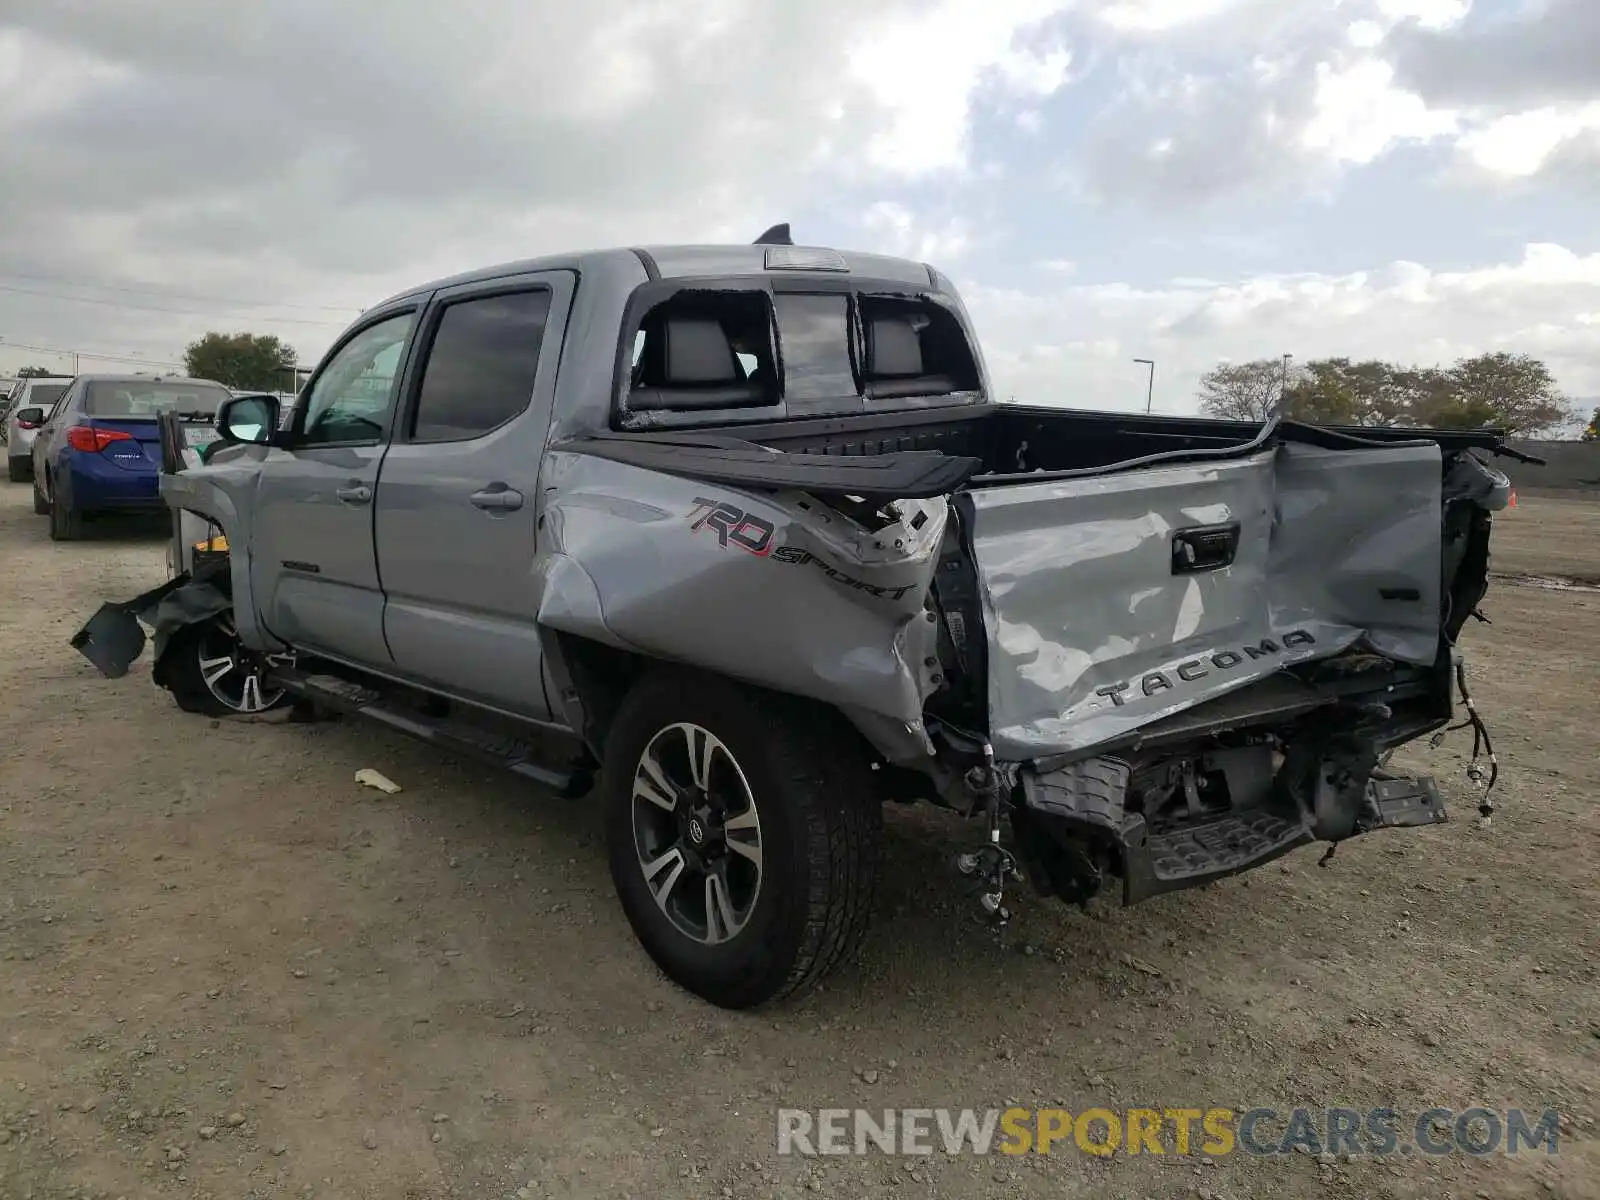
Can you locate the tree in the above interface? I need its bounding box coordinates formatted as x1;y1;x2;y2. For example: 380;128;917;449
1281;359;1368;425
182;332;297;392
1197;350;1574;435
1422;352;1570;437
16;365;55;379
1197;360;1293;421
1583;406;1599;442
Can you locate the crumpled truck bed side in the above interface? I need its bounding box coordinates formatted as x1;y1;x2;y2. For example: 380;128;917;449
533;449;950;764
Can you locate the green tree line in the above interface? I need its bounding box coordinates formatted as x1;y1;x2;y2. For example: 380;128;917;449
1198;352;1577;437
182;331;299;393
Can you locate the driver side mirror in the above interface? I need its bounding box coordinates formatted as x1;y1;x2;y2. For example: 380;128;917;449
215;394;279;446
13;407;45;429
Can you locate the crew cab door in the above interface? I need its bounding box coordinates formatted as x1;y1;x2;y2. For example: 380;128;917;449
249;305;422;665
372;271;574;719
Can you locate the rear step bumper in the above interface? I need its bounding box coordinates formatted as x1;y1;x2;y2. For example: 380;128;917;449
271;669;594;798
1015;757;1447;906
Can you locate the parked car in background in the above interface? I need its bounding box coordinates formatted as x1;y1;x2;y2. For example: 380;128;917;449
26;374;231;539
5;374;73;481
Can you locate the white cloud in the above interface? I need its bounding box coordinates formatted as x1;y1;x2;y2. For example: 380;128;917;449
845;0;1075;176
962;243;1600;414
859;202;973;262
1372;0;1471;30
1347;20;1387;48
1457;104;1600;176
1094;0;1249;34
1300;58;1458;164
0;0;1078;369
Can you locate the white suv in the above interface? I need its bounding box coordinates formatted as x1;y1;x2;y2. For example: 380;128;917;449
5;376;73;481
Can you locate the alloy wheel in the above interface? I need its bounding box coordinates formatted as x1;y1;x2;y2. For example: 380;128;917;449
630;722;764;945
195;615;293;714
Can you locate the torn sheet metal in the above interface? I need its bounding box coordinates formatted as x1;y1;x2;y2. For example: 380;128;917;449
68;565;231;682
535;450;947;758
965;440;1445;760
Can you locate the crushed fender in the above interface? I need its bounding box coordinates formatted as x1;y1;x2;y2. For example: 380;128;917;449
69;562;231;682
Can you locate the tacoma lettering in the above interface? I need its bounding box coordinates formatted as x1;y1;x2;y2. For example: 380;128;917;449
1095;630;1319;707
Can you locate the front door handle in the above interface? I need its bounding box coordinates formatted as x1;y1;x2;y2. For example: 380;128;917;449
470;484;524;512
335;483;372;505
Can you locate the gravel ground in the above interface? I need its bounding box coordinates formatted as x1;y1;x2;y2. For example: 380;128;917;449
0;482;1596;1200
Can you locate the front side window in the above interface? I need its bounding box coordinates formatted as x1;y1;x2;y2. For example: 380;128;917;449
300;312;415;446
410;289;552;442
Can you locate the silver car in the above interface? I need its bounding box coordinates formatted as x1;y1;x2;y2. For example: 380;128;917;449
5;375;73;482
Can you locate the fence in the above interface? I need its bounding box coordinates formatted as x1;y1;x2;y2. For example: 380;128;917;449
1500;440;1600;497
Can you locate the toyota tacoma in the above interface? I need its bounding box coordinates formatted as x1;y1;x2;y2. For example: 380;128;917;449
70;225;1521;1009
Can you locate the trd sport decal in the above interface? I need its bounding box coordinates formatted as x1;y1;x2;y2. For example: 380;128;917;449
686;497;914;602
687;497;775;555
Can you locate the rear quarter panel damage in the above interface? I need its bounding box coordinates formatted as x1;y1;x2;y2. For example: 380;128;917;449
534;451;949;760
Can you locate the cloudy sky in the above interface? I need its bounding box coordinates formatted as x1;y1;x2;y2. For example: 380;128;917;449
1;0;1597;420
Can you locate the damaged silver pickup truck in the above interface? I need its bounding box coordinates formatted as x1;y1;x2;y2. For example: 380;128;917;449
71;226;1525;1009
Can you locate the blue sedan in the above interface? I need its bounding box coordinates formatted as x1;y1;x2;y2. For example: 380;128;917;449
30;375;232;540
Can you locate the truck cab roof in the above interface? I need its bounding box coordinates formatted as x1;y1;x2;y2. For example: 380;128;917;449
372;243;941;311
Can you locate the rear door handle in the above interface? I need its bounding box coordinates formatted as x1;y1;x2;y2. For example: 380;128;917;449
470;484;523;512
335;483;371;505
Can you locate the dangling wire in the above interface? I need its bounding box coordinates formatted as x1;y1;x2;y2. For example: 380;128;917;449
1430;642;1499;826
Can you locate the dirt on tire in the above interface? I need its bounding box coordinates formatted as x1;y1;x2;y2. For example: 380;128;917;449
0;484;1596;1200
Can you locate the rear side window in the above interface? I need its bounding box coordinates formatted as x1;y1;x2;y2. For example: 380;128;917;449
626;291;777;417
410;289;552;442
25;382;68;410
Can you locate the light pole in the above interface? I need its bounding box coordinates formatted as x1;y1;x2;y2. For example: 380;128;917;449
1133;358;1155;414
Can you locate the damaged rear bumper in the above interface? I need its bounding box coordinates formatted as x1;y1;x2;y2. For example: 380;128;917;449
1010;748;1448;908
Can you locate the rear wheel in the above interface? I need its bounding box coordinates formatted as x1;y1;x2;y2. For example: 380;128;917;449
47;488;84;541
7;458;28;483
603;671;882;1009
163;614;294;716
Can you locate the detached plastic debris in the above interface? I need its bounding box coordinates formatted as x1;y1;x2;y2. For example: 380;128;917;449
355;768;402;795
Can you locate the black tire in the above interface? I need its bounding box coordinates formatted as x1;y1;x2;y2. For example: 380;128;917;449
31;477;48;515
7;458;28;484
159;615;294;717
48;490;84;541
603;670;883;1009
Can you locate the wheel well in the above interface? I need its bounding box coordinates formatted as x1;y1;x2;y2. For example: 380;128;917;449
549;633;885;775
548;633;650;757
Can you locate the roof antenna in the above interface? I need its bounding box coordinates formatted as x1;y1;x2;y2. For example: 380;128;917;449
753;223;793;246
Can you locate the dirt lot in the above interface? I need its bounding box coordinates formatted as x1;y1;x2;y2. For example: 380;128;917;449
1;484;1596;1200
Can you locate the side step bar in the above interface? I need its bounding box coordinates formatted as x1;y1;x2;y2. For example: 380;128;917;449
273;669;594;798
